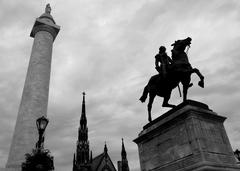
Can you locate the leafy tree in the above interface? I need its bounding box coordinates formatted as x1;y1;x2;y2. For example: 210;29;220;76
22;149;54;171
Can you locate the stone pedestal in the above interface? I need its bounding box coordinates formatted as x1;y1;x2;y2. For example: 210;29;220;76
134;100;240;171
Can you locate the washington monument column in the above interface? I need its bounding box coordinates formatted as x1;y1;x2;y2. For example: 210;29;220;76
5;4;60;170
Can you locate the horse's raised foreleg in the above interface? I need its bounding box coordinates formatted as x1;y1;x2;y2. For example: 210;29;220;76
147;93;156;122
162;91;175;108
192;68;204;88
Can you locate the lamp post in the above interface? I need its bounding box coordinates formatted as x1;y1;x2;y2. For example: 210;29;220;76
22;116;54;171
234;149;240;162
36;116;49;150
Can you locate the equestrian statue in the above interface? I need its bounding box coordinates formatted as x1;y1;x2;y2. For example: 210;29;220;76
139;37;204;122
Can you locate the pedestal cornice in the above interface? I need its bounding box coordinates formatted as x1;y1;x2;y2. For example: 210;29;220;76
134;100;225;143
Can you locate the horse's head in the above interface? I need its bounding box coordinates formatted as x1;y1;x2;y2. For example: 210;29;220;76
171;37;192;52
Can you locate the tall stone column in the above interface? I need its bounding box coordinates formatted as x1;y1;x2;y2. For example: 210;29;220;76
5;4;60;170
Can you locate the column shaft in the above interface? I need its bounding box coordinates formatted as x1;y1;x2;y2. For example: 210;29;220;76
6;31;53;169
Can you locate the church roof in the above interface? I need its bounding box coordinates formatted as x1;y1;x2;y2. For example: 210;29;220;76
91;152;117;171
91;153;104;170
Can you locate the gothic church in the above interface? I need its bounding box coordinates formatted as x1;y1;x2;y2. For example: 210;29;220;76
73;93;130;171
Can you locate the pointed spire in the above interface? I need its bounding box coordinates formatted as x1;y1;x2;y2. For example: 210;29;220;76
75;92;90;166
119;138;130;171
104;141;108;154
80;92;87;128
104;142;108;164
90;150;93;163
82;92;86;112
121;138;127;160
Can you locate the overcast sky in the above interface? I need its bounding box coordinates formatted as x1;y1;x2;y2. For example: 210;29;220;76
0;0;240;170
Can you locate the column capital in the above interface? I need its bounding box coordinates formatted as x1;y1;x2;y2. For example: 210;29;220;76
30;18;60;41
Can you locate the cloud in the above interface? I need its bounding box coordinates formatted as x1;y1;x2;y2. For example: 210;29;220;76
1;0;240;170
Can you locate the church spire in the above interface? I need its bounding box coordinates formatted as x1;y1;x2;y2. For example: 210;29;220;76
90;150;93;163
104;141;108;154
121;138;127;161
104;142;109;164
80;92;87;129
118;138;130;171
73;92;90;171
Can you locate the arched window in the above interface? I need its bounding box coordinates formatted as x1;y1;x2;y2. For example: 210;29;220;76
102;165;111;171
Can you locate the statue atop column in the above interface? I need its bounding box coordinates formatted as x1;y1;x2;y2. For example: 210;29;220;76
139;37;205;122
45;3;51;14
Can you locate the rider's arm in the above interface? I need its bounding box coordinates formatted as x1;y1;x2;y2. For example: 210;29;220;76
155;59;159;67
155;55;160;68
168;56;173;64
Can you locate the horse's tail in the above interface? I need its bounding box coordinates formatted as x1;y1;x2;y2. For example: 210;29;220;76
139;85;148;103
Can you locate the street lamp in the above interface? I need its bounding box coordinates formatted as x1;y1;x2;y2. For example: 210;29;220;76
234;149;240;162
36;116;49;150
22;116;54;171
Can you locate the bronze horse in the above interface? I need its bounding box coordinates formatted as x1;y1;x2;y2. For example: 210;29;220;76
139;37;204;122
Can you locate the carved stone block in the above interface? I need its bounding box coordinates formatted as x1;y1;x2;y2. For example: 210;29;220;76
134;100;240;171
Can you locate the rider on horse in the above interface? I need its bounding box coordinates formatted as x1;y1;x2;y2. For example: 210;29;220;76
155;46;172;79
139;37;205;122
